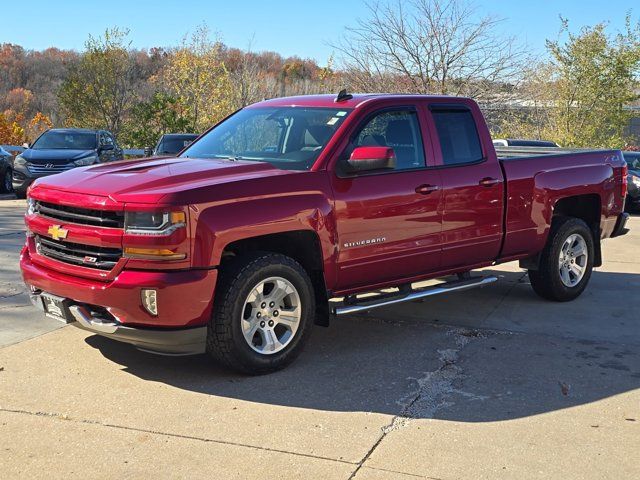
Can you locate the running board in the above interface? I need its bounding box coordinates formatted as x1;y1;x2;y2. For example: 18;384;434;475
332;276;498;316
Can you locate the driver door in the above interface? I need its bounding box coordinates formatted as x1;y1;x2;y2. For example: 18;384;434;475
330;106;443;291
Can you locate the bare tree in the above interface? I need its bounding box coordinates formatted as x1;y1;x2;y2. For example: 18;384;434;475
229;40;266;109
332;0;528;99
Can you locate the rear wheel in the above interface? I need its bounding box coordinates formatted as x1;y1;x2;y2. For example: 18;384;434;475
528;217;594;302
206;252;315;374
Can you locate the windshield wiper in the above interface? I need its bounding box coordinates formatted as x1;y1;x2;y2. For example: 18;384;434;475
212;155;245;162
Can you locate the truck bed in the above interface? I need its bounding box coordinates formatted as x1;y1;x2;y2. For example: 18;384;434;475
496;148;624;262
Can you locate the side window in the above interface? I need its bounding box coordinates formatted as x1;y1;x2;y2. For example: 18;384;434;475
349;109;425;171
431;108;483;166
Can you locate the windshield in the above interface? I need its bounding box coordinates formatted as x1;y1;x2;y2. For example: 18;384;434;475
32;131;96;150
180;107;351;170
157;135;198;154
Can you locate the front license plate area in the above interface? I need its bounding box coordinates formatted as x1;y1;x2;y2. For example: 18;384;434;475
41;293;72;323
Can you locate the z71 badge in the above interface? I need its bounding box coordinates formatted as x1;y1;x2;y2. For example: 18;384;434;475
343;237;386;248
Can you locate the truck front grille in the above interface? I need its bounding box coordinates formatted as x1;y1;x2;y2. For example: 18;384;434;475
34;201;125;228
35;235;122;270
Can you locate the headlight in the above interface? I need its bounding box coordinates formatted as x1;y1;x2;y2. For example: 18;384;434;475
74;155;98;167
27;197;36;215
630;175;640;187
14;154;26;167
124;210;186;236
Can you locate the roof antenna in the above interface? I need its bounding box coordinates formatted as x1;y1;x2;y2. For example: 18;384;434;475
335;89;353;102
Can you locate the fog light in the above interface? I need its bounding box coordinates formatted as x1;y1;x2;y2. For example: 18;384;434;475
141;289;158;316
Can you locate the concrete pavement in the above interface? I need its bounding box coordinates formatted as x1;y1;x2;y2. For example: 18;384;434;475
0;198;63;348
0;198;638;479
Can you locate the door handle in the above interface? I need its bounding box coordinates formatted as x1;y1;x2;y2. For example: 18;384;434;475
415;184;439;195
479;177;500;187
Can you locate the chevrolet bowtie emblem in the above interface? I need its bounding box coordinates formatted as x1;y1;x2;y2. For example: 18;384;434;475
47;225;68;241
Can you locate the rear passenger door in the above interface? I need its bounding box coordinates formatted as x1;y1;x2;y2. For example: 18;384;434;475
331;106;443;291
428;104;504;269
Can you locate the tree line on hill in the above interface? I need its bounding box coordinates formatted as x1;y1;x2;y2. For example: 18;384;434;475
1;0;639;150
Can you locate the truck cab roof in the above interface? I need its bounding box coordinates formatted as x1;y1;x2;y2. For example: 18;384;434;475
250;93;470;110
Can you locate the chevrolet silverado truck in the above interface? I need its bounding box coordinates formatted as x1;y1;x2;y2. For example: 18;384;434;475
21;93;630;374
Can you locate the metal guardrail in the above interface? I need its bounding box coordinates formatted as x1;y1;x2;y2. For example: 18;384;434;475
1;145;146;157
124;148;145;156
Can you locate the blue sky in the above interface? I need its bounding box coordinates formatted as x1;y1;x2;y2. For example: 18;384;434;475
1;0;637;63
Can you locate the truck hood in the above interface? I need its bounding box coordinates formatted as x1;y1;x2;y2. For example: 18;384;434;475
31;157;294;204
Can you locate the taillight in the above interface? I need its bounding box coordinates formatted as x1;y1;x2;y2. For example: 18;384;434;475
621;163;628;199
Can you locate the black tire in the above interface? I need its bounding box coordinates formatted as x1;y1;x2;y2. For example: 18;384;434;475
207;252;315;374
528;217;594;302
14;189;27;199
1;169;13;193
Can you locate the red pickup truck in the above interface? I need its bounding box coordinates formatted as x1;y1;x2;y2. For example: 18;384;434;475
21;93;629;374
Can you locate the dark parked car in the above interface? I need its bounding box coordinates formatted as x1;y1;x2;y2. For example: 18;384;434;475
151;133;198;156
12;128;123;198
1;146;14;193
623;151;640;212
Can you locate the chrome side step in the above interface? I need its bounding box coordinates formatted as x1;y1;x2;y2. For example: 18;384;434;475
332;276;498;316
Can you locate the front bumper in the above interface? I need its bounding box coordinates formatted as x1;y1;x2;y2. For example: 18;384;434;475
11;169;35;194
12;166;72;193
21;247;217;354
30;296;207;355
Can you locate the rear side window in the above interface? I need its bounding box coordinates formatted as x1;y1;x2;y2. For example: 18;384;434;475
431;108;483;166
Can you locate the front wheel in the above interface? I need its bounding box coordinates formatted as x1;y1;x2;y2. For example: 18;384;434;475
206;252;315;374
528;217;594;302
1;168;13;193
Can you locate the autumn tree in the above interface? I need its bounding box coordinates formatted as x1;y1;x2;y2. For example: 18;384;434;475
333;0;528;98
227;43;265;109
58;28;141;137
493;16;640;148
121;92;193;148
159;25;233;132
0;112;25;145
545;17;640;148
27;112;53;140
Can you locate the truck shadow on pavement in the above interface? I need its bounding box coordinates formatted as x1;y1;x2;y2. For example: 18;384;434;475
85;268;640;422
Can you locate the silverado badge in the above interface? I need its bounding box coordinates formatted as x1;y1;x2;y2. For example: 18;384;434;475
47;225;69;241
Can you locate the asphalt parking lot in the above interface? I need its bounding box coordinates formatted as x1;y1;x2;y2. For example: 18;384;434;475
0;195;638;479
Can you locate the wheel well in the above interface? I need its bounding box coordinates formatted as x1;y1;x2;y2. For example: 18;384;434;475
553;194;601;230
554;194;602;267
221;231;330;326
222;231;323;272
521;194;603;271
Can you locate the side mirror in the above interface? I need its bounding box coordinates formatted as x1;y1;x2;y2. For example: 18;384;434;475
143;147;153;157
346;146;396;173
22;142;30;149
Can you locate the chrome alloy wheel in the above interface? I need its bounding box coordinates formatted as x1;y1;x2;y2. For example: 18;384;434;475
241;276;302;355
558;233;588;287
